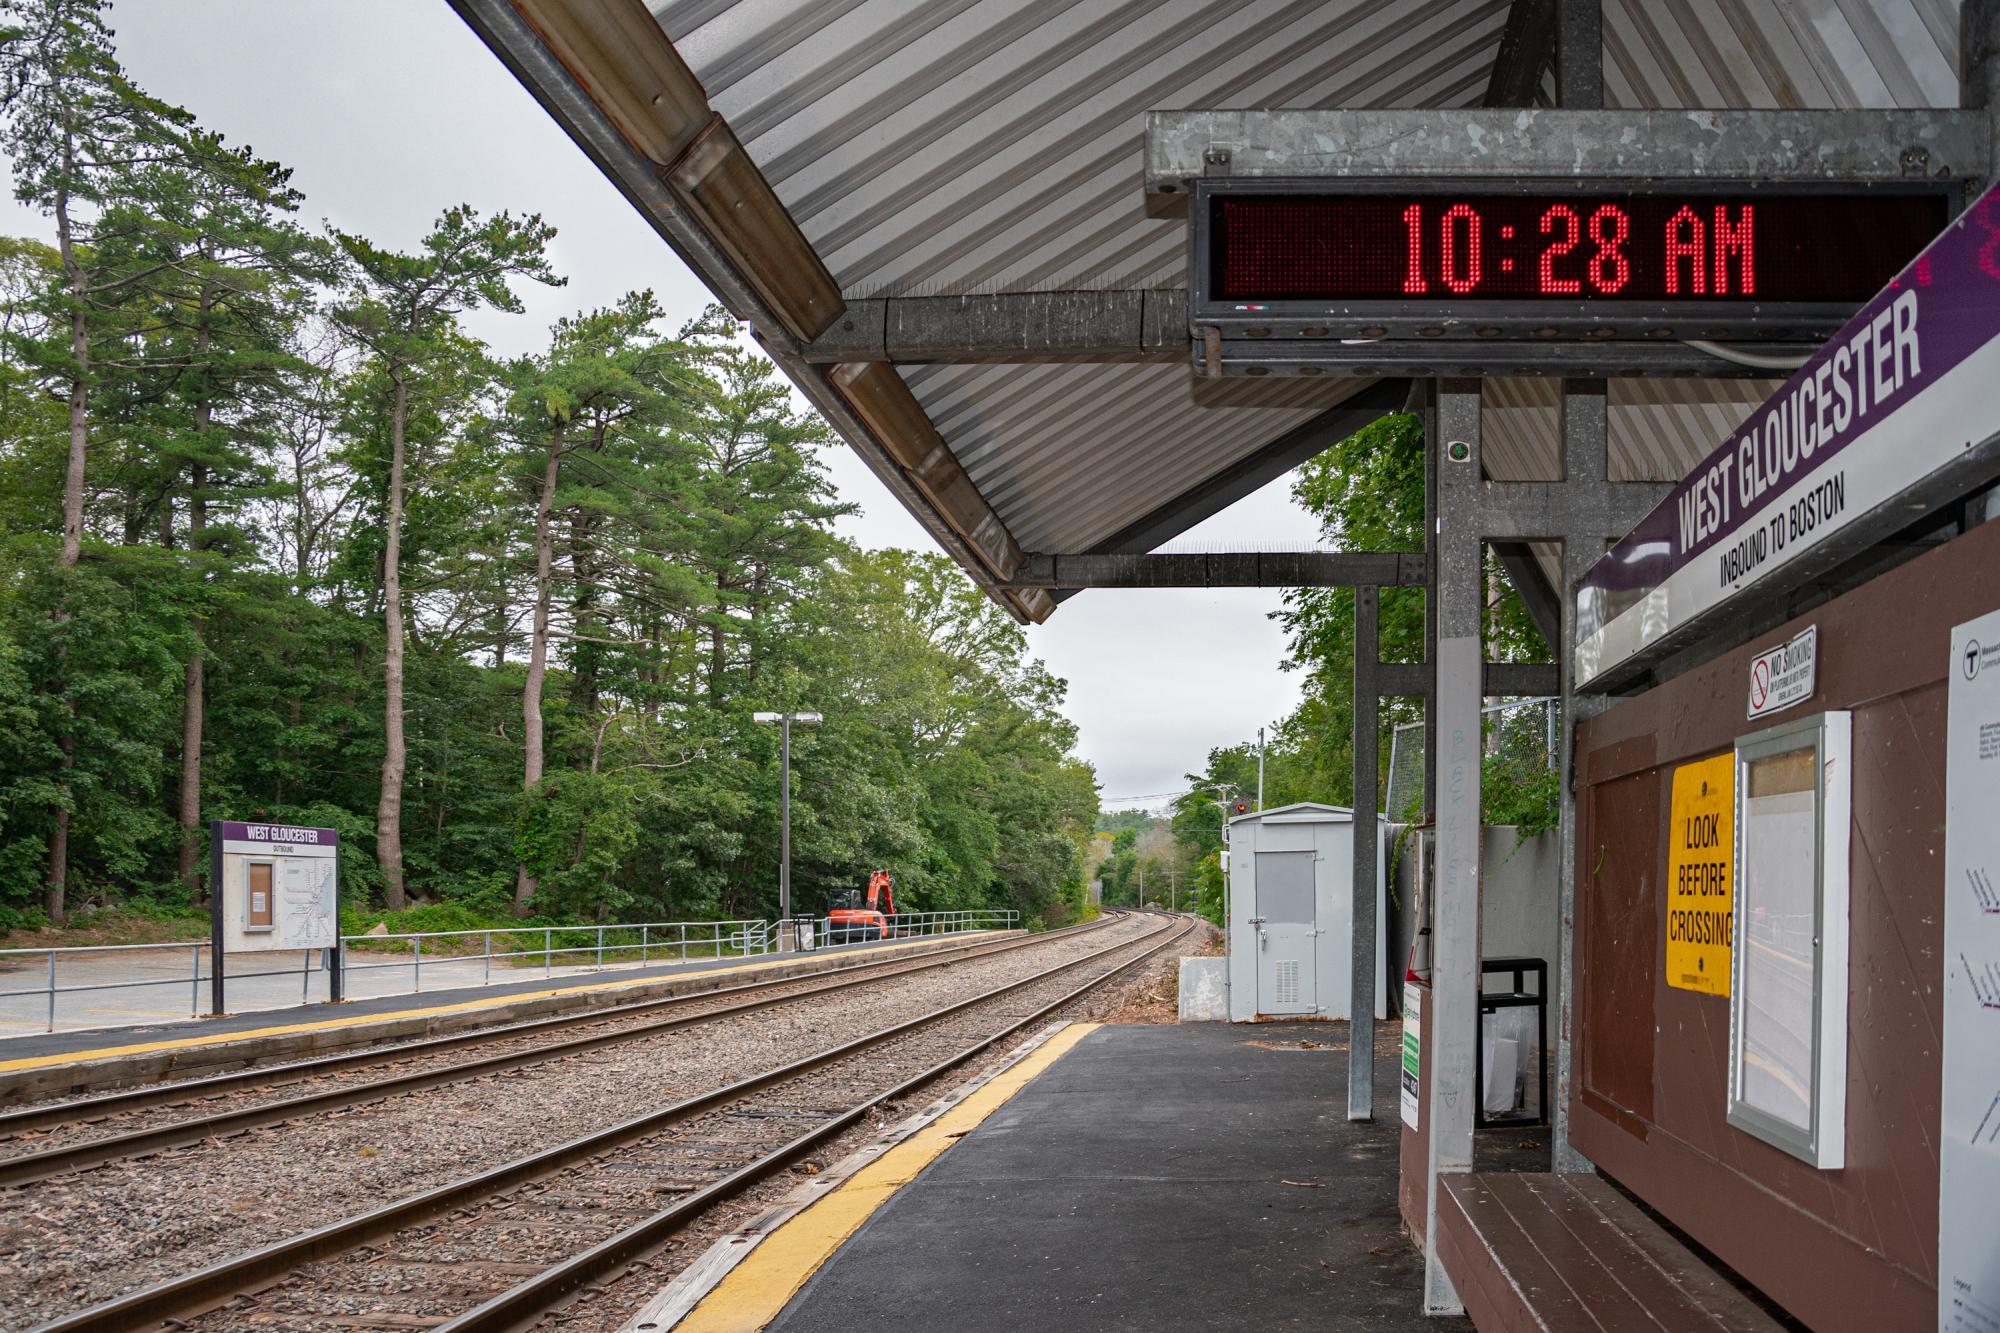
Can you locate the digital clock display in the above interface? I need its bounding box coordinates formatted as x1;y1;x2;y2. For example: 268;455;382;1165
1207;189;1948;307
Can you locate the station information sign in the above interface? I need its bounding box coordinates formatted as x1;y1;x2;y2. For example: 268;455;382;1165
1576;181;2000;688
1192;182;1949;340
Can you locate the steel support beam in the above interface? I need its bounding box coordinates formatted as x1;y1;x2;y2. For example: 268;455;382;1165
1471;479;1669;540
1146;108;1985;196
1484;661;1560;696
1483;0;1557;109
1208;339;1817;378
1349;586;1381;1122
1379;662;1431;698
1362;660;1558;700
802;291;1186;364
1090;379;1412;554
1492;543;1562;649
1008;551;1428;590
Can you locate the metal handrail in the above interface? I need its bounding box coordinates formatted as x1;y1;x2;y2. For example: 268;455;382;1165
337;918;774;993
0;909;1021;1034
0;940;324;1033
804;908;1018;947
0;917;776;1033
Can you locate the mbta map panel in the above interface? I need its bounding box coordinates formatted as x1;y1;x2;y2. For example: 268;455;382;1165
1193;181;1950;340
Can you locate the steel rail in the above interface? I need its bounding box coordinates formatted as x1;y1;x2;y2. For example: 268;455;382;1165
32;913;1185;1333
0;915;1120;1187
443;913;1199;1333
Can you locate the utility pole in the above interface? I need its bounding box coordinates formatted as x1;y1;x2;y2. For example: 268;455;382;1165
1257;726;1266;811
753;711;822;948
1139;862;1146;909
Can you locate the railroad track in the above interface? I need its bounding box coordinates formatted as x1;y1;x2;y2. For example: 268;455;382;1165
37;912;1195;1332
0;913;1127;1188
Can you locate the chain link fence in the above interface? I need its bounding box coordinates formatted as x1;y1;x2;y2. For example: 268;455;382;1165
1384;696;1560;823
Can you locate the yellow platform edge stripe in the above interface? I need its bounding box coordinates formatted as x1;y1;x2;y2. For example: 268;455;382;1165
0;934;1004;1075
677;1020;1102;1333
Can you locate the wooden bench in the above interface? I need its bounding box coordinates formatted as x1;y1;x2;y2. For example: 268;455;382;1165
1436;1173;1789;1332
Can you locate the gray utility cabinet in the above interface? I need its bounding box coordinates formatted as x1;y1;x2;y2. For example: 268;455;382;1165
1226;803;1388;1023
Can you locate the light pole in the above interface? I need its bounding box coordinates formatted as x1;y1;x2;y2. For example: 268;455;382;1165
753;711;821;948
1257;726;1266;811
1214;783;1240;957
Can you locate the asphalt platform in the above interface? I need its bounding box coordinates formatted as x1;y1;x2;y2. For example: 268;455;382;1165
767;1020;1458;1332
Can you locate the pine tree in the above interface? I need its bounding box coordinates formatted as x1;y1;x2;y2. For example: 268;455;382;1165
500;291;687;911
115;134;336;895
328;207;559;909
0;0;193;918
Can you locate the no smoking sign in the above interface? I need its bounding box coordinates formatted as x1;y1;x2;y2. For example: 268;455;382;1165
1747;626;1818;721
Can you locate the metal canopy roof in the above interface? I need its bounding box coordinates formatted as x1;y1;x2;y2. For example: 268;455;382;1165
658;0;1513;563
463;0;1963;618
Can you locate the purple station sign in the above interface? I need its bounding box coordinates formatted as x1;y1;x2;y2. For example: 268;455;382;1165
1576;183;2000;686
214;821;339;847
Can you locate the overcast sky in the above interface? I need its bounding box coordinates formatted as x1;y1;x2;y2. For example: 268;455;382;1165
1;1;1326;810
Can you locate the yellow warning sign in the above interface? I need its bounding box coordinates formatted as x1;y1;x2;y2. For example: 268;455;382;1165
1666;753;1734;996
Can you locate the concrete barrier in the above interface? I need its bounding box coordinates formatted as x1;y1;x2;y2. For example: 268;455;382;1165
1177;957;1227;1022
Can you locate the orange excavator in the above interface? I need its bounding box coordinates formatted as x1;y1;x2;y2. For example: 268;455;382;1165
827;869;896;943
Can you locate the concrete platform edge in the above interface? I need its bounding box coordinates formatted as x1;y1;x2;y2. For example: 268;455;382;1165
0;932;1019;1106
621;1019;1080;1333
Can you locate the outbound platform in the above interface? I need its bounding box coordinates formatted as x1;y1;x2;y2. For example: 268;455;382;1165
664;1019;1453;1332
0;930;1008;1094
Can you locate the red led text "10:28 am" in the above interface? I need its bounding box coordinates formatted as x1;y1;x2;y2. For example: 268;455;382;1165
1400;203;1754;297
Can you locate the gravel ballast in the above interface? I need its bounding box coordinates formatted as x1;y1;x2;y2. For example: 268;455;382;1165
0;914;1165;1328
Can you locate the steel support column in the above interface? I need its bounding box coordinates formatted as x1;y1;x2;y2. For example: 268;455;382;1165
1968;0;2000;187
1349;584;1381;1122
1423;381;1486;1315
1552;380;1608;1176
1556;0;1604;110
1548;7;1603;1174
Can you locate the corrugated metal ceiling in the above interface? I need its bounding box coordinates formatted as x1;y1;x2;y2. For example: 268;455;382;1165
911;363;1374;551
652;0;1962;564
656;0;1511;554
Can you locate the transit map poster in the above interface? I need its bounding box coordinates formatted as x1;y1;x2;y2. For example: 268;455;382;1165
1942;608;2000;1333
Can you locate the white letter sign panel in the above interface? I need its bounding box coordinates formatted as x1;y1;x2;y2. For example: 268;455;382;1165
1942;608;2000;1332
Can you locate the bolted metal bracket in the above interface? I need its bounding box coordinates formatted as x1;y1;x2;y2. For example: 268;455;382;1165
1202;146;1232;176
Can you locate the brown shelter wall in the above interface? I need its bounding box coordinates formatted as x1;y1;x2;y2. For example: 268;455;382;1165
1570;518;2000;1332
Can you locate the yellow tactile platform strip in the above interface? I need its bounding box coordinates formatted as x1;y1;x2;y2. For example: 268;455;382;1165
670;1021;1100;1333
0;934;1003;1076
